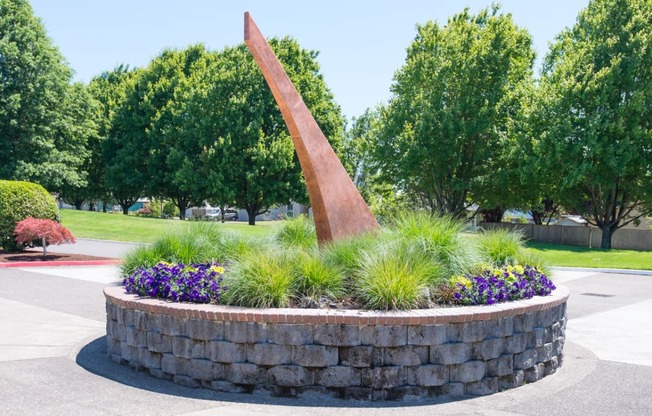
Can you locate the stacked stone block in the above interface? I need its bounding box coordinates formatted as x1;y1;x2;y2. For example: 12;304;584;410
105;299;567;401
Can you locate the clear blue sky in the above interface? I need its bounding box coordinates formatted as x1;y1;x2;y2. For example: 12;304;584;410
30;0;589;120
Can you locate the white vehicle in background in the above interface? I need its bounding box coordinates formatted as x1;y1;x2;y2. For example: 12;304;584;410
204;207;239;221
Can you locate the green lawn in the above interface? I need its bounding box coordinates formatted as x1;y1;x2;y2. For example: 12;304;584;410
60;209;274;243
525;241;652;270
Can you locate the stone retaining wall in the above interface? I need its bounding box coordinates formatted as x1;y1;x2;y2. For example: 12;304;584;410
104;284;569;401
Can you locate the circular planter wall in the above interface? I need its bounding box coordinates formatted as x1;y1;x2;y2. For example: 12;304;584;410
104;284;569;401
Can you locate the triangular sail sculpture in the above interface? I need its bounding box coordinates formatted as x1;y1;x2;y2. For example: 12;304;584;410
244;12;379;244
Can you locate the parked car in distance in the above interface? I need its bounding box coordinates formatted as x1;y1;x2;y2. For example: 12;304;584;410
204;207;239;221
223;209;239;221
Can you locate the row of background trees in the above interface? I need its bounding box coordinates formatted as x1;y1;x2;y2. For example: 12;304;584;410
1;0;650;247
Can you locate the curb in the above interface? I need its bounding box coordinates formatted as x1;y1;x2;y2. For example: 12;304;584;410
0;259;121;268
551;266;652;276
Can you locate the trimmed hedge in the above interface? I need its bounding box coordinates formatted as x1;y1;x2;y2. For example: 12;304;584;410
0;180;60;251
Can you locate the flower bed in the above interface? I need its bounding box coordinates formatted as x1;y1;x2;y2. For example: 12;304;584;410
123;262;226;303
105;283;569;401
108;218;567;400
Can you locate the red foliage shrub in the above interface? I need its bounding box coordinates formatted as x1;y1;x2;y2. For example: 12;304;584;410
13;218;76;255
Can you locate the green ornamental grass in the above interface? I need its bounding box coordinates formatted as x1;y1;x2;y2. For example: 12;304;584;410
389;211;478;276
354;242;442;310
475;228;524;266
221;250;297;308
293;251;345;299
272;215;317;250
320;232;377;277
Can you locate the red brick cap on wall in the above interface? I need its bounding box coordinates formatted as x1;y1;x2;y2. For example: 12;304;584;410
104;284;570;326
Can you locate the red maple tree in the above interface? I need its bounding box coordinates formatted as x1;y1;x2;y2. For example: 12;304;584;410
13;218;76;255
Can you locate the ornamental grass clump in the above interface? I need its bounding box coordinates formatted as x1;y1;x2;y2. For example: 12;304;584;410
451;265;556;306
389;211;479;276
123;261;226;303
320;232;377;277
476;228;525;266
354;242;443;310
221;250;297;308
272;215;317;250
293;251;345;300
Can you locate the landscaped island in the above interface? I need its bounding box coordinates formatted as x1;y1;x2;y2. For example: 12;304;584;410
105;214;568;400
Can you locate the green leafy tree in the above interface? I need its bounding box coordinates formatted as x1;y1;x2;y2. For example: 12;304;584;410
0;0;86;190
145;45;213;219
102;67;146;214
343;108;378;197
87;66;133;212
534;0;652;248
53;82;100;208
374;6;535;219
344;107;410;219
179;39;344;225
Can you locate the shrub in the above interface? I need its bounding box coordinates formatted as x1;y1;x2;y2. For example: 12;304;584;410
146;198;179;218
272;216;316;250
0;180;60;251
136;205;153;217
222;250;297;308
450;265;556;306
13;218;75;255
123;261;226;303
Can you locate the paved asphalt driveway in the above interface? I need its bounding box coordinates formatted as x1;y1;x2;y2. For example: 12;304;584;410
1;246;651;415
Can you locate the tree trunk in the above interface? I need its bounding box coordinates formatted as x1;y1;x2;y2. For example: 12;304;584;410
41;237;48;256
600;225;617;249
74;200;84;210
480;207;504;223
122;205;129;215
247;207;257;225
531;210;543;226
177;203;186;220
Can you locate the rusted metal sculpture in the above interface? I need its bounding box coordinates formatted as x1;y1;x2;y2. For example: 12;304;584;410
244;12;379;244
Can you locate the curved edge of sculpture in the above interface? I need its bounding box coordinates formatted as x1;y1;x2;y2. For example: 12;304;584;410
244;12;380;245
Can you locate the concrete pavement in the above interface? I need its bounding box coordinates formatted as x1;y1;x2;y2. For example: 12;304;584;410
46;238;144;259
1;260;651;415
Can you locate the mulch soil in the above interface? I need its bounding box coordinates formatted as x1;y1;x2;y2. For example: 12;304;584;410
0;249;116;263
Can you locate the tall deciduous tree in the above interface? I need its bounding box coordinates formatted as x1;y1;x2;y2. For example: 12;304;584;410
534;0;652;248
102;67;145;214
343;107;410;218
374;6;535;219
145;45;212;219
179;39;344;225
87;65;133;212
0;0;86;190
52;82;100;208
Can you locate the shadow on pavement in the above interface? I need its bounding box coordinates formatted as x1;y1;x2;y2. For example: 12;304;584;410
74;336;467;409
